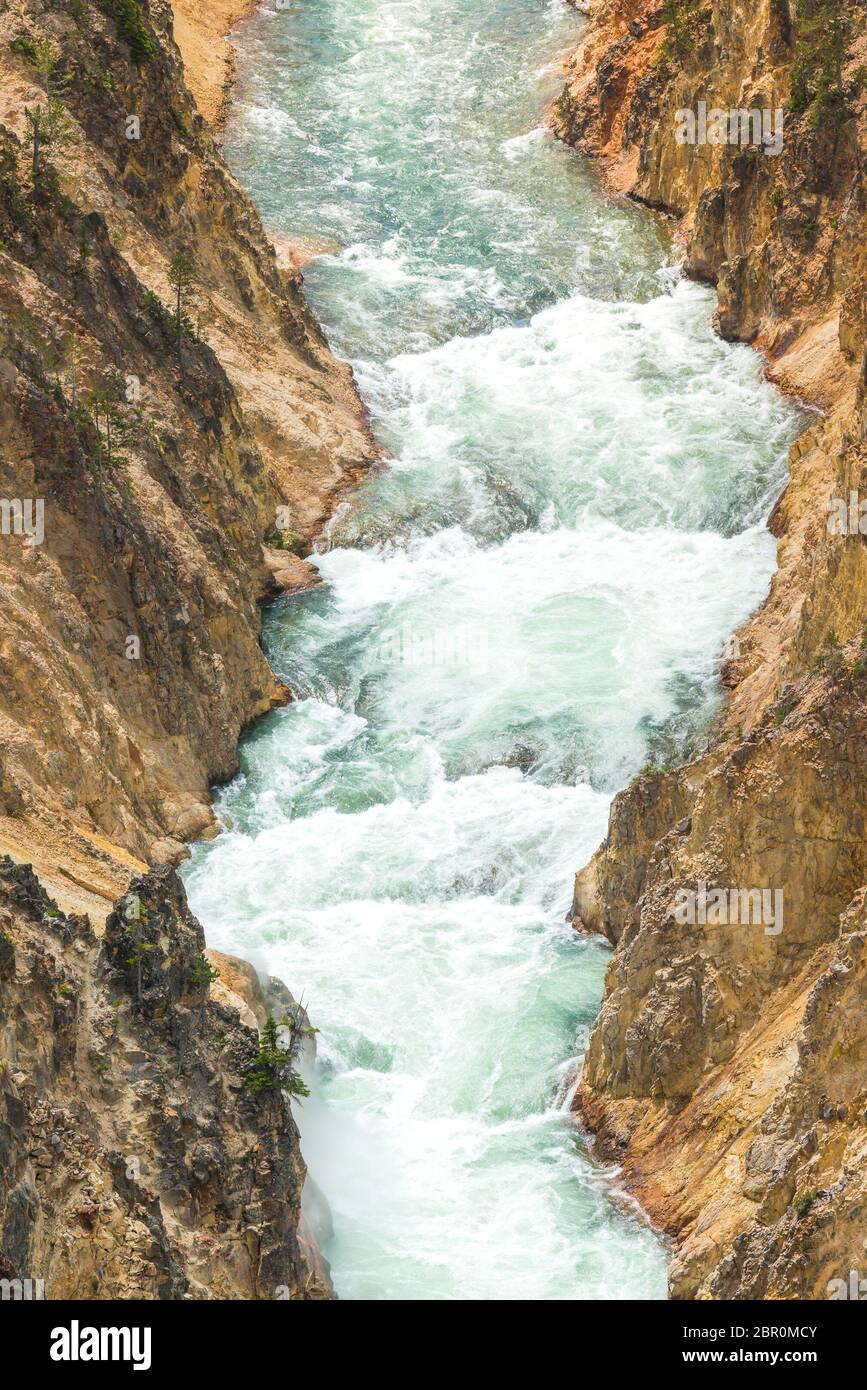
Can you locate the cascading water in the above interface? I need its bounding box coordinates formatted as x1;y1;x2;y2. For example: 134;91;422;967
182;0;803;1298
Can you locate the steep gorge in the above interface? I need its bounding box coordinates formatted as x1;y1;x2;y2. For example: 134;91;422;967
1;0;864;1305
555;0;867;1299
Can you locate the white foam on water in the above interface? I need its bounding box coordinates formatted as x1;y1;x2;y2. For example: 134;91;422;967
501;125;551;160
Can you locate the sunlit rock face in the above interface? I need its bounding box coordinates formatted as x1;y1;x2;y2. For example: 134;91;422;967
557;0;867;1300
0;0;374;1297
0;0;376;894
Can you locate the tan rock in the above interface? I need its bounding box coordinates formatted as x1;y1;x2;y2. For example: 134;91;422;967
149;838;191;867
170;0;257;128
0;0;377;895
209;978;258;1032
205;949;268;1029
559;0;867;1300
262;546;324;596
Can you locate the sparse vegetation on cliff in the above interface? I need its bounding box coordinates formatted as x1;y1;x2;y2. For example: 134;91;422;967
167;247;200;366
95;0;157;65
188;951;220;989
11;32;60;80
0;862;322;1297
794;1188;819;1219
23;96;74;193
244;1014;310;1100
772;688;799;724
789;0;853;128
73;380;136;471
658;0;703;64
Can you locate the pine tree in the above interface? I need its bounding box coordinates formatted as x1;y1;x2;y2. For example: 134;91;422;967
24;99;73;192
244;1014;310;1099
167;249;197;372
83;383;133;470
122;897;154;1005
789;2;852;128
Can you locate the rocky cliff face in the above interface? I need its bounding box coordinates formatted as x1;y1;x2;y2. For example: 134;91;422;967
0;0;368;1297
0;0;377;905
557;1;867;1299
0;858;327;1298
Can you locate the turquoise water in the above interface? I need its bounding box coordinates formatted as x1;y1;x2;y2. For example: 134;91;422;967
182;0;802;1299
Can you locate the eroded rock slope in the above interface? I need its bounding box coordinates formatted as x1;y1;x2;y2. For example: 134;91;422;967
0;858;326;1298
0;0;376;903
558;0;867;1299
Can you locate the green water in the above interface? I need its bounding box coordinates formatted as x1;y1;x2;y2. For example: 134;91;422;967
182;0;802;1299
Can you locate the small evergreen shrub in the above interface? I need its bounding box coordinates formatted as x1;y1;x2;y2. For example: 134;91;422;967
773;691;798;725
97;0;157;65
659;0;703;65
187;953;219;990
794;1188;818;1219
11;34;56;75
244;1014;310;1099
817;630;844;680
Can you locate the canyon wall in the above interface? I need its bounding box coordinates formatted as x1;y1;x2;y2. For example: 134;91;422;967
0;0;376;906
556;0;867;1298
0;0;370;1296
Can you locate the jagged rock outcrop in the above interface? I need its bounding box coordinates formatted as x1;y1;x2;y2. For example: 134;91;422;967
553;1;863;359
0;858;328;1298
558;1;867;1298
0;0;377;901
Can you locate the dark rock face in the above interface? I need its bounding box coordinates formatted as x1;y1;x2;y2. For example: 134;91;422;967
0;860;327;1299
102;866;211;1018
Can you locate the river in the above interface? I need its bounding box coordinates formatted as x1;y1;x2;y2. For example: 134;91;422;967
182;0;802;1299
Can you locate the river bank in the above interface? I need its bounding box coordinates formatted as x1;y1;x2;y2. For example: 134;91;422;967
555;0;867;1299
171;0;259;128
